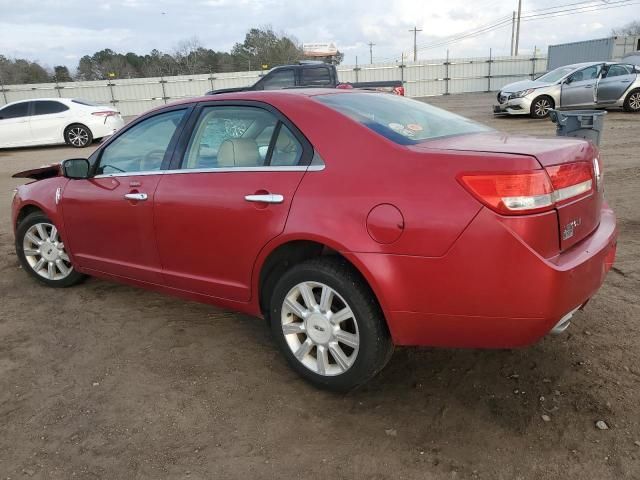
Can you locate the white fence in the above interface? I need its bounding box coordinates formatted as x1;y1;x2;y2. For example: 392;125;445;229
0;54;548;116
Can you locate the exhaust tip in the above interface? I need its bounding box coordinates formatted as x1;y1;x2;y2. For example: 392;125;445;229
550;306;581;335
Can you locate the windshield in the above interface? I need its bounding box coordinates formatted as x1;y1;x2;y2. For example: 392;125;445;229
315;92;492;144
536;66;576;83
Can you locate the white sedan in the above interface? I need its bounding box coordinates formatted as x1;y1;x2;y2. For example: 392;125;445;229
0;98;125;148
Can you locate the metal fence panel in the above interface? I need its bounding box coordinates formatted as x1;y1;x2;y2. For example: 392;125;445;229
0;54;548;114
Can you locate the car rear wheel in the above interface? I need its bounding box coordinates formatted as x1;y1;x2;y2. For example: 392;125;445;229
15;212;85;287
64;124;93;148
269;257;393;392
530;96;554;119
623;89;640;113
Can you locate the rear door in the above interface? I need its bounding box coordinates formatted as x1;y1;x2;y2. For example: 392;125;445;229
597;64;636;103
560;64;602;108
30;100;70;144
62;107;189;283
154;102;313;301
0;102;32;147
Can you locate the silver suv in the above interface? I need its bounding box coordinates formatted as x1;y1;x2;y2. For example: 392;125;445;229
494;61;640;118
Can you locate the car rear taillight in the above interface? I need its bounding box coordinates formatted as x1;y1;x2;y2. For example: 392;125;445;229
459;162;595;215
92;111;118;117
393;86;405;96
545;162;593;204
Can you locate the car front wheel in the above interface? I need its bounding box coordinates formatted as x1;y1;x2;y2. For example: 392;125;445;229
15;212;85;287
270;257;393;392
530;96;554;118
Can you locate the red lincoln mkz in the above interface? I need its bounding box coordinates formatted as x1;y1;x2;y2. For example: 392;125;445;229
11;90;617;391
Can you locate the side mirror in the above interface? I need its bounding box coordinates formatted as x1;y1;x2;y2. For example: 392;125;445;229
61;158;90;179
564;76;573;85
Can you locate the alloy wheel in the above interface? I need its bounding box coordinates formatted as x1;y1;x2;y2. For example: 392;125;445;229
281;281;360;376
22;222;73;281
630;92;640;111
67;127;90;147
534;98;552;117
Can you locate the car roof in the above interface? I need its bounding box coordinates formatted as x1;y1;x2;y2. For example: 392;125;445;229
150;88;353;112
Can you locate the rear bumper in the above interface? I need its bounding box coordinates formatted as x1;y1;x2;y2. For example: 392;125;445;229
345;206;617;348
88;115;125;139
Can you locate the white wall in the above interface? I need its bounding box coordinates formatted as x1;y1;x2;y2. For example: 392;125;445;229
0;55;547;116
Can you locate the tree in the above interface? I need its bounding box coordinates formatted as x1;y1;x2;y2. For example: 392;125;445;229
232;27;303;70
53;66;73;82
612;20;640;36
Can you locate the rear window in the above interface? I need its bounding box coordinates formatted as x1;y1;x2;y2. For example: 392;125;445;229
315;92;491;144
71;99;101;106
300;67;332;86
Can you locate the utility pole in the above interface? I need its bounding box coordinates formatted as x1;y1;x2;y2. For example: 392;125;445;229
510;11;516;56
408;26;422;62
368;42;375;64
514;0;522;56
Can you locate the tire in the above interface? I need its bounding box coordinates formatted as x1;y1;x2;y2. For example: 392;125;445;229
64;124;93;148
623;89;640;113
15;212;85;288
530;95;554;119
269;257;393;392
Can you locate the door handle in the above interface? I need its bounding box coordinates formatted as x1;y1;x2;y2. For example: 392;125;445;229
124;193;148;201
244;194;284;204
584;85;593;88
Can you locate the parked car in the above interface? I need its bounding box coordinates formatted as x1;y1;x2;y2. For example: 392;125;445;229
494;61;640;118
0;98;124;149
206;62;405;96
12;90;617;391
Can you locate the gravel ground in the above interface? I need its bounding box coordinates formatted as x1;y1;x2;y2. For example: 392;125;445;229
0;92;638;479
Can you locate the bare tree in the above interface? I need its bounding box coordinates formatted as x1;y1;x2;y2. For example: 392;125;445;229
612;20;640;36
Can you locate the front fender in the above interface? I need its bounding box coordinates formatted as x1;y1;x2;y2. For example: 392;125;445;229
12;177;70;244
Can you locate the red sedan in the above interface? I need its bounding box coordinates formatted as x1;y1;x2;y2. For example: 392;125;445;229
11;90;617;391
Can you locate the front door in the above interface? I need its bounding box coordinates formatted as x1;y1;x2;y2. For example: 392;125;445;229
560;64;602;108
154;104;311;301
597;64;636;104
62;108;189;283
0;101;31;147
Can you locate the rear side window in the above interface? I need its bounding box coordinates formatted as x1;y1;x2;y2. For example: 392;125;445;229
315;92;492;144
605;64;632;77
33;101;69;115
300;67;332;86
0;102;29;119
261;69;295;90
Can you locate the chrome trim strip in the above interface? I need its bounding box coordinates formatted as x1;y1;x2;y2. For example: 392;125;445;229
92;164;325;179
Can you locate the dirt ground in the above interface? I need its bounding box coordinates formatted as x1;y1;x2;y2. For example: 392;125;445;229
0;92;638;480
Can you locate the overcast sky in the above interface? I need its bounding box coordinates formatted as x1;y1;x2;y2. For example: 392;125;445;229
0;0;638;70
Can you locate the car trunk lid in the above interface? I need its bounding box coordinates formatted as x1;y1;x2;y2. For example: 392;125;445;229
413;132;603;251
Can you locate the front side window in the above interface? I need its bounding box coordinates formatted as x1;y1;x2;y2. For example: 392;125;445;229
315;92;492;145
0;102;29;119
33;101;69;115
96;109;185;175
569;65;601;83
261;70;295;90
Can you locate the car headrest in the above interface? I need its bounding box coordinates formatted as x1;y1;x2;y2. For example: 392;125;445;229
217;138;260;167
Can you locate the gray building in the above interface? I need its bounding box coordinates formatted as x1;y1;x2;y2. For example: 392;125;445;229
547;36;640;70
